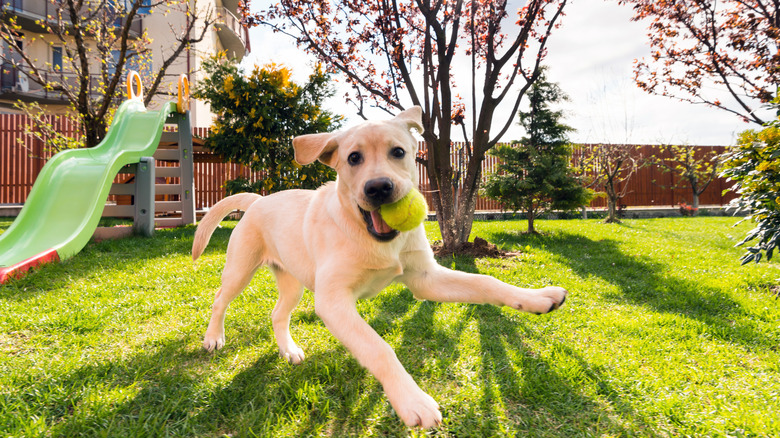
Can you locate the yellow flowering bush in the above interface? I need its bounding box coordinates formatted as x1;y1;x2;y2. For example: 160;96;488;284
193;53;342;193
721;117;780;263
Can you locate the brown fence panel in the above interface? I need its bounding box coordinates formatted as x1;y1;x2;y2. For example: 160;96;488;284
193;149;266;210
572;144;735;209
0;114;61;204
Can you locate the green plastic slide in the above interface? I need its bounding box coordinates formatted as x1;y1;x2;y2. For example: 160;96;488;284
0;98;178;283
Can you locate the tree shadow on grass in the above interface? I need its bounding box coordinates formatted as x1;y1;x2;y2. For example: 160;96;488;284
488;229;776;351
0;225;230;301
9;295;650;437
8;224;743;436
472;305;655;436
7;266;653;437
22;336;214;436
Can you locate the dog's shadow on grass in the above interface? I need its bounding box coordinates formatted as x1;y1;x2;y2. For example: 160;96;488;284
489;228;776;350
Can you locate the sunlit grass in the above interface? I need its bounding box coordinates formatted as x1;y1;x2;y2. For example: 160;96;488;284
0;216;778;437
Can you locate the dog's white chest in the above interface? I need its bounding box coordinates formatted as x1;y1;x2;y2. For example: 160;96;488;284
353;264;403;299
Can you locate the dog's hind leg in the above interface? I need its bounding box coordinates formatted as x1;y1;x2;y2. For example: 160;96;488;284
203;232;264;352
270;266;305;364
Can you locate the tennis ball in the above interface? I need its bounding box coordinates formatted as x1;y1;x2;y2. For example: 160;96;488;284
379;188;428;231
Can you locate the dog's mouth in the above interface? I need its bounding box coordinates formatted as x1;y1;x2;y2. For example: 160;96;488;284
360;207;400;242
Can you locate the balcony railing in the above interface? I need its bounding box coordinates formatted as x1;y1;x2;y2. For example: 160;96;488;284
215;6;249;58
0;0;143;36
0;63;124;104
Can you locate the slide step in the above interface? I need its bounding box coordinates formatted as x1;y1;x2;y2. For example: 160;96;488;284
156;184;181;195
156;201;183;212
110;184;182;196
156;166;181;178
110;184;135;195
103;205;135;217
153;149;180;161
155;217;184;228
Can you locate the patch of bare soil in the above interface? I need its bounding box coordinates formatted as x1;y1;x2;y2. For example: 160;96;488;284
431;236;523;258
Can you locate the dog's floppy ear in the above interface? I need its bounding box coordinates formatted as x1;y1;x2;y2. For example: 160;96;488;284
394;106;424;135
293;132;339;167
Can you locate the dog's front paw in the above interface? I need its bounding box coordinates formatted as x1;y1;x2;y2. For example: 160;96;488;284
539;286;568;313
386;378;442;428
202;334;225;352
510;286;568;315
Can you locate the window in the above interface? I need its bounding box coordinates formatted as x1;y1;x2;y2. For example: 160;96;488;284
139;0;151;15
107;50;120;76
52;46;63;71
3;36;24;65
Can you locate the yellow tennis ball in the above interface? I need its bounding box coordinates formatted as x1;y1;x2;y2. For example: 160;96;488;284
379;188;428;231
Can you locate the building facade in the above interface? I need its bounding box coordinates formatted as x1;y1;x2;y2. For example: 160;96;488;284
0;0;249;127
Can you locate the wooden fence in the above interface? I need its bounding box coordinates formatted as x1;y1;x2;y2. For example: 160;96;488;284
569;144;736;208
0;115;736;212
414;142;736;211
0;114;72;204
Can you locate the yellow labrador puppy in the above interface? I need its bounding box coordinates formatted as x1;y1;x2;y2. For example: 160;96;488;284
192;106;567;428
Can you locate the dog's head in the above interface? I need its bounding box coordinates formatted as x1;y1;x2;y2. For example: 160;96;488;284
293;107;424;241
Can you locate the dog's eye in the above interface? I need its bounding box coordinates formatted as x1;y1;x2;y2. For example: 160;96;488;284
347;151;363;166
390;147;406;159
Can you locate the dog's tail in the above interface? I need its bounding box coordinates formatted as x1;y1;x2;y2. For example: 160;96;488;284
192;192;261;261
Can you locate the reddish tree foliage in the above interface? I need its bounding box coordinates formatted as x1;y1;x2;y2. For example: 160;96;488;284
243;0;569;251
619;0;780;125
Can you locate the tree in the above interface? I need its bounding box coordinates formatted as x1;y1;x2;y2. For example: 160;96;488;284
249;0;570;253
720;116;780;264
646;144;722;210
193;55;342;193
482;70;590;233
0;0;214;148
618;0;779;125
574;143;641;223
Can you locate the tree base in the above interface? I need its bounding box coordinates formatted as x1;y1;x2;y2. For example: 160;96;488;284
432;236;522;258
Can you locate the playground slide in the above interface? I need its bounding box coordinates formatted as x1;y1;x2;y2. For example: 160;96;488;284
0;98;178;284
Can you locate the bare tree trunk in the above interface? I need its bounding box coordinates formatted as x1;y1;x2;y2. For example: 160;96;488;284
82;115;106;149
606;195;620;223
690;176;701;210
424;128;484;253
425;136;457;251
429;162;479;251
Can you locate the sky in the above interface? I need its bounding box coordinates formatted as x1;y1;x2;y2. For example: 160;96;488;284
241;1;758;146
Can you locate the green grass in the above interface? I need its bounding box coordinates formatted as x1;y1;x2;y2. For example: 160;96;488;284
1;216;778;437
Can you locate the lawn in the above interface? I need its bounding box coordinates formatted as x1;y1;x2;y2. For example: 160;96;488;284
0;216;778;437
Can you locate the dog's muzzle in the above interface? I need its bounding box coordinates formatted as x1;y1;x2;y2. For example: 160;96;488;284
360;207;400;242
361;177;400;241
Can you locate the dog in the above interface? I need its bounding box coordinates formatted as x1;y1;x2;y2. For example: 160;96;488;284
191;106;568;428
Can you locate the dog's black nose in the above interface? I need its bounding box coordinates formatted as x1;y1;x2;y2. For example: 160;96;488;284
364;177;394;205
